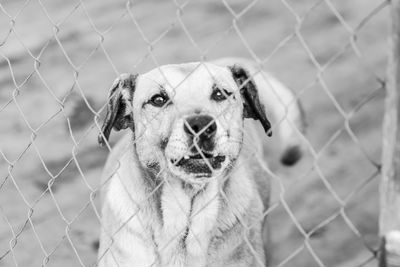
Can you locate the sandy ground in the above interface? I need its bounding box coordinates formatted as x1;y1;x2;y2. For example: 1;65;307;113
0;0;389;266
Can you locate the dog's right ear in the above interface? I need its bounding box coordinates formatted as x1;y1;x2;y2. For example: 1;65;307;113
98;73;138;147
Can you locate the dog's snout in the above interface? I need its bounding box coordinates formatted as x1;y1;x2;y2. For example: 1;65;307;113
184;115;217;140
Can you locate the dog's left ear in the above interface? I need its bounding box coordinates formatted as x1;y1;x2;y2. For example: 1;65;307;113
229;65;272;137
98;73;138;146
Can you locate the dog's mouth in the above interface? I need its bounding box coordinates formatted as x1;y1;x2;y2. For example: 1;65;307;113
170;152;226;177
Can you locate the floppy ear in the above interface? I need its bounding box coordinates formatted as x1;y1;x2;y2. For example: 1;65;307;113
98;73;138;146
229;65;272;137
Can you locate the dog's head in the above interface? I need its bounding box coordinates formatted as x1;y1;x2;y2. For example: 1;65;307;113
98;63;272;185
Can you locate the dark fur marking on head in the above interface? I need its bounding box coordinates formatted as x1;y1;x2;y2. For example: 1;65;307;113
98;73;138;146
229;65;272;137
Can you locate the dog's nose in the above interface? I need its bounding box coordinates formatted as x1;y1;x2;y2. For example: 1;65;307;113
184;115;217;141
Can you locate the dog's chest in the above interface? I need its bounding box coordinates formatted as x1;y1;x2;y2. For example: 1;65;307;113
154;180;220;266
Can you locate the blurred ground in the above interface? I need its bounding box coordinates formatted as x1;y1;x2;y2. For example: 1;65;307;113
0;0;389;266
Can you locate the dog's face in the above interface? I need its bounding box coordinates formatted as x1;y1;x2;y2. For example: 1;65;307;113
99;63;272;185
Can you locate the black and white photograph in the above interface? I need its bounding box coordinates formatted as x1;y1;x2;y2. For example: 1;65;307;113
0;0;396;266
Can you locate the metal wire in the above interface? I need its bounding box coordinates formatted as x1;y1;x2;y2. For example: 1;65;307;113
0;0;388;266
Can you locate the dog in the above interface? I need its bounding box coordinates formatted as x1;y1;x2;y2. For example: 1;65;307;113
96;57;305;267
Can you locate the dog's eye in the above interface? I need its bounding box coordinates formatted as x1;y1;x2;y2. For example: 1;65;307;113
211;88;232;102
149;94;169;107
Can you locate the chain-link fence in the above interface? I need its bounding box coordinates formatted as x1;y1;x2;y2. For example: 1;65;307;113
0;0;393;266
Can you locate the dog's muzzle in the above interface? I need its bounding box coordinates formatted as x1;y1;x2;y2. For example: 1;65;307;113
171;115;226;177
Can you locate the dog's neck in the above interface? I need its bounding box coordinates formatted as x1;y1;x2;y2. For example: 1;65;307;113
110;144;255;265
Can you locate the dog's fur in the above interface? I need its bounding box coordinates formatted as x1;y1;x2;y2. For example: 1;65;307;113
97;58;305;267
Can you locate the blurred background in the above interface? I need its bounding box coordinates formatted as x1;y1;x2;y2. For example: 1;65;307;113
0;0;389;266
